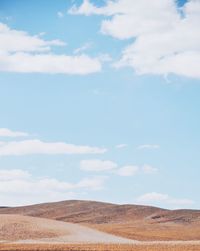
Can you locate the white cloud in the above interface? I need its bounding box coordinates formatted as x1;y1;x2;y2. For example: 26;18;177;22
115;144;127;149
0;23;65;53
116;165;139;176
80;159;117;171
137;192;194;208
0;52;101;74
0;169;107;206
70;0;200;79
0;128;28;137
0;22;102;74
69;0;122;16
80;159;157;176
137;144;160;150
69;0;101;16
0;139;107;156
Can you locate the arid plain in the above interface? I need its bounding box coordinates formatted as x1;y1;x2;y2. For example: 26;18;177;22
1;200;200;250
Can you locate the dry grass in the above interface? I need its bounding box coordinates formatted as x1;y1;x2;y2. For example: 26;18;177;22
1;243;200;251
90;222;200;241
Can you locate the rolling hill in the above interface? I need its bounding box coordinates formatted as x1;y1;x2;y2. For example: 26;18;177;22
0;200;200;241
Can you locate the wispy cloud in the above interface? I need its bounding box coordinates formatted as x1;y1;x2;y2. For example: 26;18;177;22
0;140;107;156
80;159;158;177
74;42;93;54
137;144;160;150
0;22;65;52
115;144;127;149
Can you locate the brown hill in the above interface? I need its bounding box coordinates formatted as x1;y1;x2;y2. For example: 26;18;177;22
0;200;166;224
1;200;200;241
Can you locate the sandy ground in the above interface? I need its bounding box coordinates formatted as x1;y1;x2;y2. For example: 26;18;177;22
0;214;136;244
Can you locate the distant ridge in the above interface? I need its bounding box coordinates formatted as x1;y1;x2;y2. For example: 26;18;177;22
0;200;166;223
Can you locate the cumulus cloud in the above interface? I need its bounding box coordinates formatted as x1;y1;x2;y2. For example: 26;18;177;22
137;144;160;150
0;139;107;156
136;192;194;208
0;128;28;137
69;0;200;79
0;169;107;206
0;22;102;74
80;159;157;176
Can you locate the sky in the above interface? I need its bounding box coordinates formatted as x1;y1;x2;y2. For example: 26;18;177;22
0;0;200;209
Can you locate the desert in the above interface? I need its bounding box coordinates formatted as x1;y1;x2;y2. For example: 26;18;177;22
1;200;200;250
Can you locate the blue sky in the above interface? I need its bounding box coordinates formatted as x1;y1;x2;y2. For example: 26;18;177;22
0;0;200;209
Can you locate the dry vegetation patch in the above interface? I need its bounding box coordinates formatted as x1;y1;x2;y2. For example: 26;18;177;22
90;222;200;241
1;243;200;251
